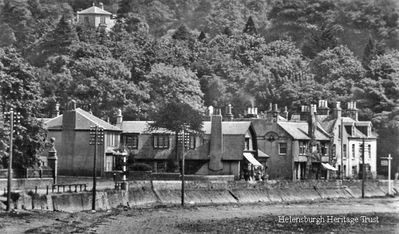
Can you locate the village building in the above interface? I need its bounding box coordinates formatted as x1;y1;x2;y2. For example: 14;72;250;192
41;99;377;181
319;101;378;179
76;3;116;31
243;104;333;181
119;109;264;179
44;101;121;176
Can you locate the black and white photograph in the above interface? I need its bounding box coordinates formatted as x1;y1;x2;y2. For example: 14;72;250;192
0;0;398;233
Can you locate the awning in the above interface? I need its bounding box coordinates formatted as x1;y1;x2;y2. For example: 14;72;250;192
321;163;338;171
243;153;262;167
257;150;270;158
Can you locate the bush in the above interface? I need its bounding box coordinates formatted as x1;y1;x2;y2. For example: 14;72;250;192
129;163;152;172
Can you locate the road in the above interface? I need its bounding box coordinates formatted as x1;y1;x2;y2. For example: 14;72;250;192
1;197;398;233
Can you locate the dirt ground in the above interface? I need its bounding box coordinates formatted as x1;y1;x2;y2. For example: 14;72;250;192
0;197;398;234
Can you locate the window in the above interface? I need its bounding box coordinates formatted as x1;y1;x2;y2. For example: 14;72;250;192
299;141;307;155
279;143;287;155
100;16;106;24
153;134;169;149
368;144;371;159
321;144;328;156
352;144;355;160
338;125;342;138
245;138;250;150
189;134;196;149
123;134;138;149
343;144;347;159
84;16;89;25
359;143;364;156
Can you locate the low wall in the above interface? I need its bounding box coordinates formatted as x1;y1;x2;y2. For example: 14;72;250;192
4;180;396;212
0;178;53;193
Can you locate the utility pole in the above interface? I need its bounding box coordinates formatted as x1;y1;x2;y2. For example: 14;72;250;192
361;138;366;198
4;108;20;211
89;125;104;211
381;154;393;196
181;129;185;207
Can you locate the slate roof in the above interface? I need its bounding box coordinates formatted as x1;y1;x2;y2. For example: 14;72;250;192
44;108;121;131
77;6;112;15
202;121;252;135
277;122;331;140
121;121;172;134
122;121;252;135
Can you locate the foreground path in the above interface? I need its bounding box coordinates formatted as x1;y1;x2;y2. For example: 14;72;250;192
96;197;399;234
1;197;398;233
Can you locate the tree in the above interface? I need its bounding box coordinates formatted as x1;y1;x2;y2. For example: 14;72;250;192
310;45;365;84
149;100;204;170
145;63;204;110
0;48;46;169
172;24;192;40
302;23;343;58
45;15;78;54
243;16;257;35
198;31;206;41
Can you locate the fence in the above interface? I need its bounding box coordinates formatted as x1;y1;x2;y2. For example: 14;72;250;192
0;168;53;179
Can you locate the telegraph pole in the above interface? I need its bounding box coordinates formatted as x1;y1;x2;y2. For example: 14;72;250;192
4;108;20;211
181;127;190;207
89;125;104;211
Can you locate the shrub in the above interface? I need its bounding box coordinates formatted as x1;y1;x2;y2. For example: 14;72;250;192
129;163;152;172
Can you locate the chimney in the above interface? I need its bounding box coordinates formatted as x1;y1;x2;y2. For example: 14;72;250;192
116;109;123;125
225;104;233;121
99;2;104;9
282;106;289;120
308;104;317;140
300;105;309;121
347;101;358;121
209;108;223;172
63;100;77;130
317;100;329;115
208;106;214;117
52;103;60;117
272;104;279;122
332;101;342;119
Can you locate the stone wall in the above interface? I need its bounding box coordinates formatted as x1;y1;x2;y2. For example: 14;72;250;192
5;180;397;212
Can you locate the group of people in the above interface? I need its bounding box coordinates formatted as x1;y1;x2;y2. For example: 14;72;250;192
243;164;265;181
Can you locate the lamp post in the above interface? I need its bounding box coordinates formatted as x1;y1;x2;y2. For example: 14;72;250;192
89;125;104;211
4;108;21;211
361;138;366;198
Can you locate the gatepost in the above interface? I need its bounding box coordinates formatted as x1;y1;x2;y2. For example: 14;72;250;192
48;137;58;184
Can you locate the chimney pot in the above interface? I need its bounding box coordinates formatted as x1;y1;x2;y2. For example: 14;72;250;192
208;106;214;116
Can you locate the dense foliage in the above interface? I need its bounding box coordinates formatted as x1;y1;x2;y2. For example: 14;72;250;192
0;0;398;171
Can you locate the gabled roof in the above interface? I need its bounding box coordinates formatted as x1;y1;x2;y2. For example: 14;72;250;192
278;121;330;141
202;121;252;135
121;121;171;134
77;6;112;15
44;108;121;131
121;121;252;135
